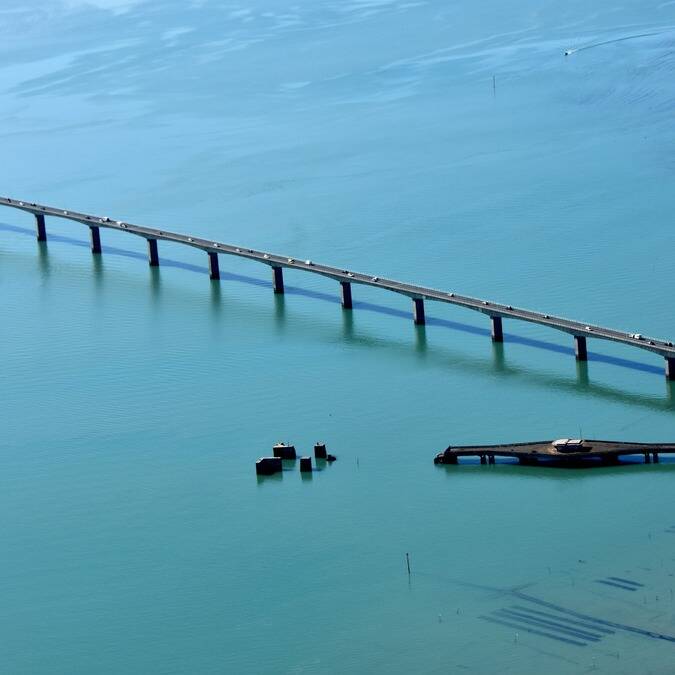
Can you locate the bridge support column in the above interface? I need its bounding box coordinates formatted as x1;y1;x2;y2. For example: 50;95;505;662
574;335;587;361
490;316;503;342
207;251;220;280
644;452;651;464
653;452;659;463
147;238;159;267
665;357;675;381
89;225;101;254
480;454;487;464
340;281;352;309
272;266;284;294
412;298;425;325
35;214;46;242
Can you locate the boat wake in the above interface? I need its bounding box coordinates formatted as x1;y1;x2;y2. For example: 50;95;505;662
564;29;670;56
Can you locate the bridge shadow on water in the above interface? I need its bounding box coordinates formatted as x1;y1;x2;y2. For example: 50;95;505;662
3;222;673;408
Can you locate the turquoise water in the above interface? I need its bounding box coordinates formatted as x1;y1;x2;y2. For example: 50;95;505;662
3;1;675;672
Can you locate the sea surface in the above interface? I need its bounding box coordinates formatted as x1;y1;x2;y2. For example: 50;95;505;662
2;1;675;673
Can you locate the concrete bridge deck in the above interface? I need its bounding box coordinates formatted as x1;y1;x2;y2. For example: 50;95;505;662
2;196;674;379
434;439;675;466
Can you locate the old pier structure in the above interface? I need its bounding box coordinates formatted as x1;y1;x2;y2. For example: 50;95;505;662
3;196;675;380
434;439;675;467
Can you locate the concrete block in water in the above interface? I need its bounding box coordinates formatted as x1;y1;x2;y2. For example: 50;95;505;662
256;457;282;475
273;443;296;459
314;443;327;459
299;457;312;472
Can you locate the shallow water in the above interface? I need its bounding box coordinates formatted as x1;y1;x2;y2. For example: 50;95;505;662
2;1;675;673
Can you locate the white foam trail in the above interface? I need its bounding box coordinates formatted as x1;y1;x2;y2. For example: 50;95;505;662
564;29;671;56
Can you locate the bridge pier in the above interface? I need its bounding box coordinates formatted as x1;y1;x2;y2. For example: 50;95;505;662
412;298;425;325
272;266;284;294
89;225;101;254
490;316;503;342
340;281;352;309
35;213;46;242
653;452;659;463
644;452;651;464
147;238;159;267
574;335;588;361
207;251;220;280
665;357;675;381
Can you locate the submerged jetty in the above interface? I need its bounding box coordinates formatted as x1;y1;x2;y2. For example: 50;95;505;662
434;439;675;467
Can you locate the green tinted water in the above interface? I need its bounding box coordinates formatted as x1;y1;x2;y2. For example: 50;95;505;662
2;1;675;672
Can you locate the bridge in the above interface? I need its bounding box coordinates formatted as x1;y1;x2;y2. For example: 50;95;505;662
2;196;675;380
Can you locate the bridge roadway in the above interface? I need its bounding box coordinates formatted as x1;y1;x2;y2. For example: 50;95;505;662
3;195;675;380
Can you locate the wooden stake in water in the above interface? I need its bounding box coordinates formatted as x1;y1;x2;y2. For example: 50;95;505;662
406;552;411;576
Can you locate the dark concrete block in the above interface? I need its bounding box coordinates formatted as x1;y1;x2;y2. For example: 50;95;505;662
273;443;296;459
256;457;282;475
